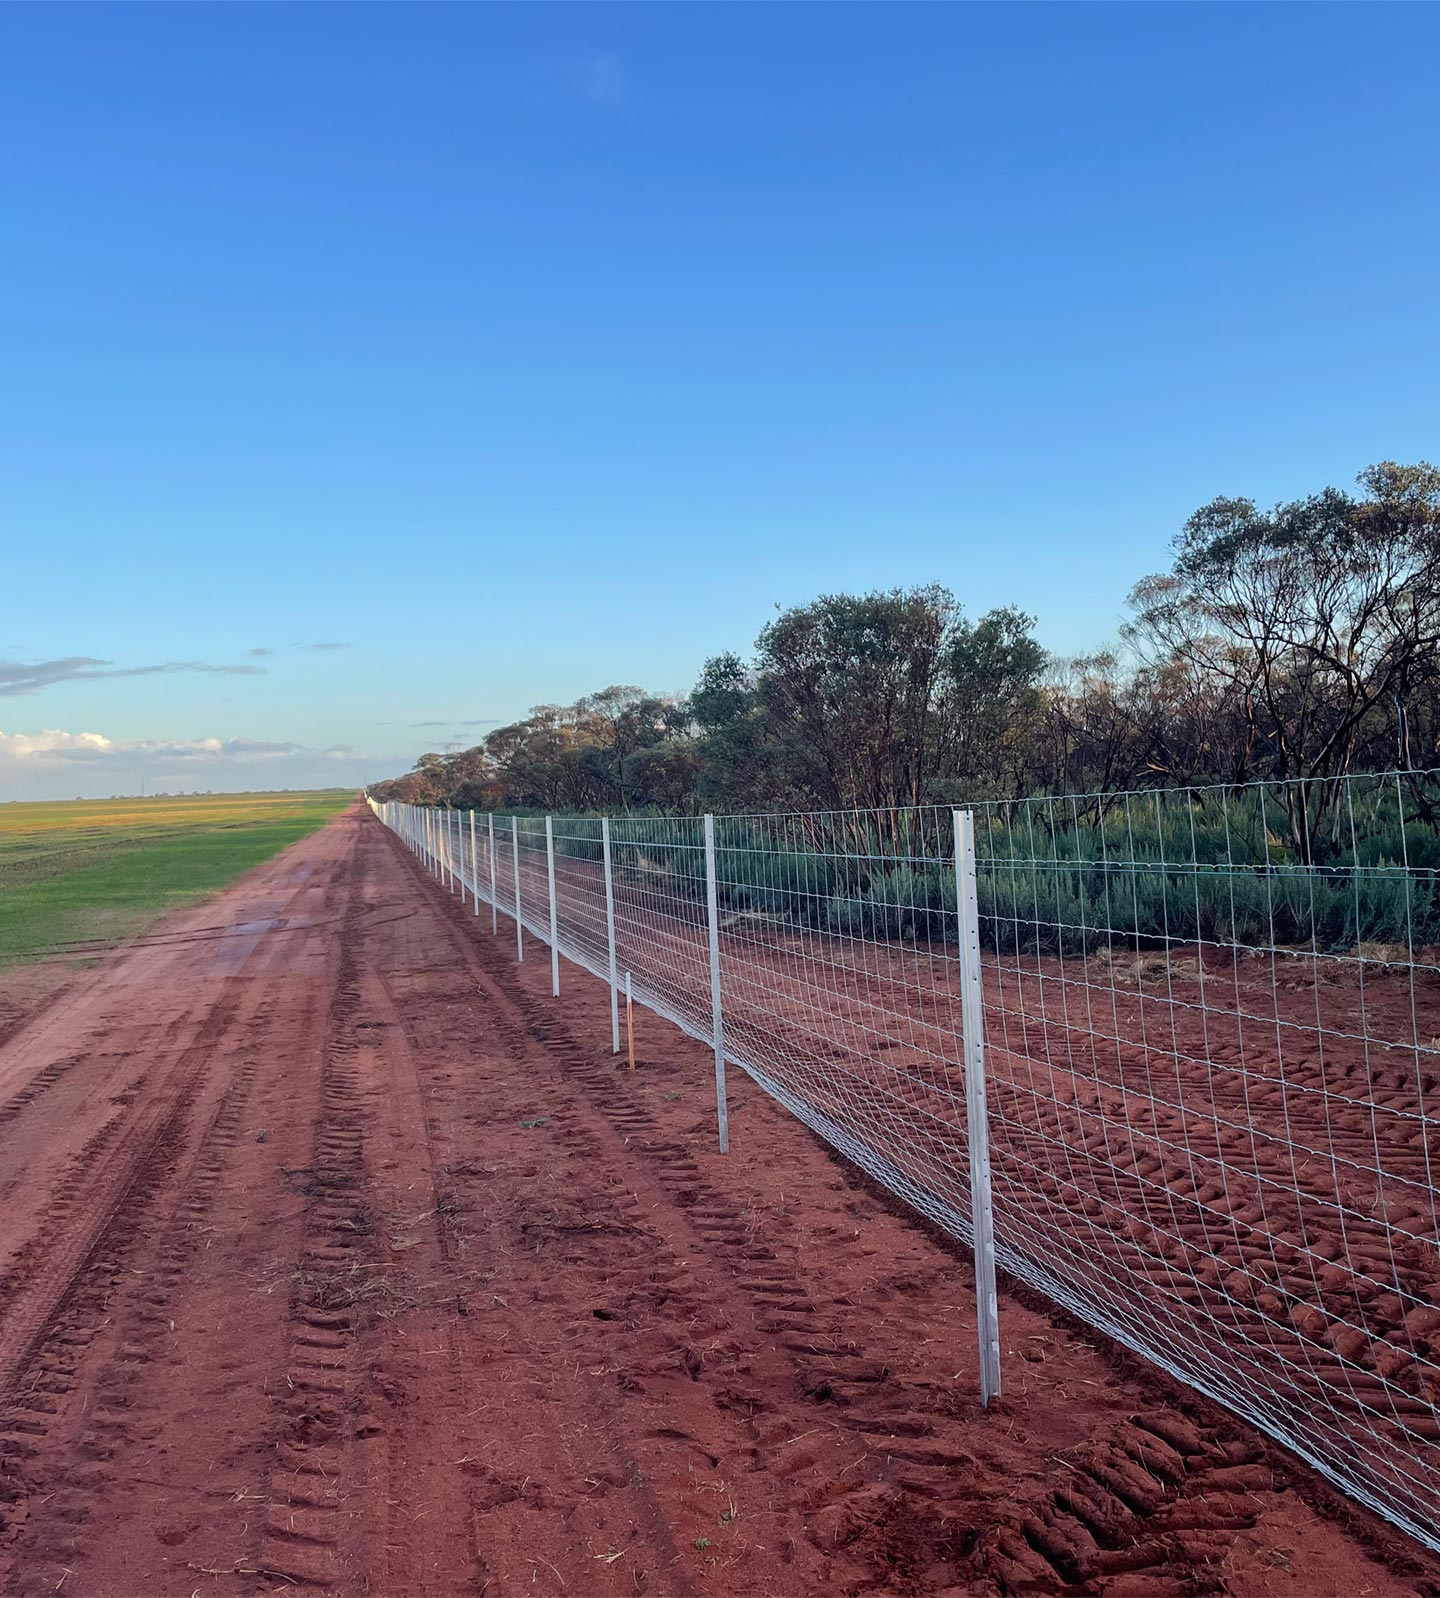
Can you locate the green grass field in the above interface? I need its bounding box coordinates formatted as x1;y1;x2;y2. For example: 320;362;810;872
0;790;353;968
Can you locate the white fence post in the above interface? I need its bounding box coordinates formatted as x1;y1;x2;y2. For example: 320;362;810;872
488;814;497;934
954;808;1002;1408
703;814;731;1155
545;816;560;997
602;817;620;1054
447;810;457;893
512;816;524;962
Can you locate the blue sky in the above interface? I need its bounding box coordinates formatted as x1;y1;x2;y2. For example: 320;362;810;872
3;3;1437;798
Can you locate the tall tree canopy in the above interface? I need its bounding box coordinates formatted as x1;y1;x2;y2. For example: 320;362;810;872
370;464;1440;820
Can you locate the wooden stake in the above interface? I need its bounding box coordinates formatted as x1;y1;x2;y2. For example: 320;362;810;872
625;971;635;1071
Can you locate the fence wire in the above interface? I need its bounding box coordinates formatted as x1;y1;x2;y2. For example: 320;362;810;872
369;773;1440;1554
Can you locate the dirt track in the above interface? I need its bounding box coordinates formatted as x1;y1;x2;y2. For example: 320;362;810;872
0;806;1435;1597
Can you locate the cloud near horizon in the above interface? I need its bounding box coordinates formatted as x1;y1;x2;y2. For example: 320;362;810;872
0;728;355;763
0;656;263;697
0;726;391;801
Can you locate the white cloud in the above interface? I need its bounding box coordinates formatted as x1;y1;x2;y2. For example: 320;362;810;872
0;727;382;799
0;728;121;759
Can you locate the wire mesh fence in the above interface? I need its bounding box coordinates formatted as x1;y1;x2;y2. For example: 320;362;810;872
368;772;1440;1554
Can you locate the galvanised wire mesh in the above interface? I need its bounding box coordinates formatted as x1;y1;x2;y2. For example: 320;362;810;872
368;775;1440;1553
547;816;610;981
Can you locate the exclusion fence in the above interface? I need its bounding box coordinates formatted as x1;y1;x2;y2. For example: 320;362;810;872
367;773;1440;1553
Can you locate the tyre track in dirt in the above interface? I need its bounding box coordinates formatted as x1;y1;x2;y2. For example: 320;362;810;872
2;807;1432;1597
493;991;1275;1591
0;984;249;1402
360;843;746;1595
251;900;378;1592
384;822;1437;1598
0;816;359;1595
498;840;1440;1543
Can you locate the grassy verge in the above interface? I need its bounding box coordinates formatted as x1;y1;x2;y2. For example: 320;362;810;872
0;791;352;967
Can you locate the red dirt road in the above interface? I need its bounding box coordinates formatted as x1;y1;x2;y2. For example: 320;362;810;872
0;806;1434;1598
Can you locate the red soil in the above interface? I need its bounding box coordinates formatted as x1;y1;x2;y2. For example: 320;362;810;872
500;838;1440;1548
0;805;1434;1597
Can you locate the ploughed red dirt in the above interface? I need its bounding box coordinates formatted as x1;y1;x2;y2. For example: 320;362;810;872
1;804;1436;1597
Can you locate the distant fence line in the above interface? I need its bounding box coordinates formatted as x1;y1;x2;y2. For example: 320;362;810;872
367;772;1440;1555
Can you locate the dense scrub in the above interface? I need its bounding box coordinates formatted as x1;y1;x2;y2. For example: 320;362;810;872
526;774;1440;956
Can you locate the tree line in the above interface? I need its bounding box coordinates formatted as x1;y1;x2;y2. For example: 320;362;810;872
371;462;1440;835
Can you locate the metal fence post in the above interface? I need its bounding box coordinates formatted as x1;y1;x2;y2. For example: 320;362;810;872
703;814;731;1155
488;814;497;934
602;817;620;1054
545;816;560;997
954;808;1002;1407
447;810;457;893
469;810;479;913
512;816;524;962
